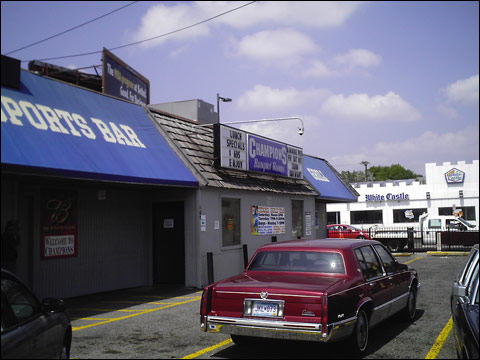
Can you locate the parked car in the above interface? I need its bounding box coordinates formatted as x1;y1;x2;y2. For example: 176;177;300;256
1;268;72;359
451;244;479;359
200;239;420;355
327;224;371;239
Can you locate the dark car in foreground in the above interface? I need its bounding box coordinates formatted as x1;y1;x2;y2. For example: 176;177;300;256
201;239;420;355
1;268;72;359
451;244;479;359
327;224;371;239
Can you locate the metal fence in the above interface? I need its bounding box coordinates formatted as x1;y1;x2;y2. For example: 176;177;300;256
369;226;479;252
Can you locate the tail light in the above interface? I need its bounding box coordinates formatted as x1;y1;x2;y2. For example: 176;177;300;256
200;286;213;331
322;295;328;338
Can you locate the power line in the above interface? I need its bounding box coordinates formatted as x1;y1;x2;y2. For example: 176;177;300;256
5;2;139;56
20;1;257;63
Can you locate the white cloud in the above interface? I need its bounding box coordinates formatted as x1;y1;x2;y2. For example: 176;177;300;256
235;29;318;67
236;84;332;111
328;126;479;175
334;48;382;70
302;60;339;77
132;3;210;47
442;74;479;105
321;92;421;122
131;2;364;48
214;1;364;28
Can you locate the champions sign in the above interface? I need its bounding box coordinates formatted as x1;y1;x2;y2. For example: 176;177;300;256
214;124;303;179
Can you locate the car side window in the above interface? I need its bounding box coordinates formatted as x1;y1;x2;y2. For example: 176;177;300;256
466;263;479;299
459;249;478;285
1;277;40;324
373;244;397;274
355;246;383;280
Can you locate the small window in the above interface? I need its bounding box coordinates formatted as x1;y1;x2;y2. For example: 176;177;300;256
222;198;241;247
355;246;383;280
373;244;397;274
428;219;442;229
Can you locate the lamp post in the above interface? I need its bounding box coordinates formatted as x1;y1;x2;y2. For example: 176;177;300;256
217;93;232;123
222;117;304;136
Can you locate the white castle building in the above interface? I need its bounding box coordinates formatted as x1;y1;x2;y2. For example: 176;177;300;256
327;160;479;228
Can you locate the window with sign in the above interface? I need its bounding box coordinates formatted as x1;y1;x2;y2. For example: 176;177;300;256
222;198;241;247
393;208;427;223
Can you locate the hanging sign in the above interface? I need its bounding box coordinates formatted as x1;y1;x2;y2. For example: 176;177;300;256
214;124;303;179
103;48;150;105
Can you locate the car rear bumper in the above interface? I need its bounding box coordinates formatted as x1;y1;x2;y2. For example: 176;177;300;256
202;315;356;343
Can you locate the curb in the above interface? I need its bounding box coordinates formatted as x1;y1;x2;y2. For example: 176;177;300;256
393;253;414;257
427;251;469;256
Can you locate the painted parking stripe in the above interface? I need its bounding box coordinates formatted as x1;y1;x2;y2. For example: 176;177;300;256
182;339;233;359
405;256;425;264
72;296;201;331
425;317;453;359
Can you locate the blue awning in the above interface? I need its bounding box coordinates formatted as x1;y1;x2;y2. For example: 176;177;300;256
1;70;198;187
303;155;357;202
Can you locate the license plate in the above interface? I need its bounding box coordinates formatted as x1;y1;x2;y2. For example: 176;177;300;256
252;301;279;317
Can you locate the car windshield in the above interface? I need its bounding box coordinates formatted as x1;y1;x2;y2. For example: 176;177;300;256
456;217;476;228
248;251;345;274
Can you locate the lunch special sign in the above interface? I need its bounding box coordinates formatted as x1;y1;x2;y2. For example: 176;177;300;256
213;124;303;179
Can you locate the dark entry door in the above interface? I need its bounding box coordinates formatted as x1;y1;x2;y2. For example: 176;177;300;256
152;202;185;285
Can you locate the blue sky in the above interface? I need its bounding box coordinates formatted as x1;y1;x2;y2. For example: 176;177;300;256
2;1;478;176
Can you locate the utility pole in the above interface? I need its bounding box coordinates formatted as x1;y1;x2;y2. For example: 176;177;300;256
360;161;369;181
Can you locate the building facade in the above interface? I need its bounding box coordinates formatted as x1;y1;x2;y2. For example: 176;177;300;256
2;58;357;299
327;161;479;229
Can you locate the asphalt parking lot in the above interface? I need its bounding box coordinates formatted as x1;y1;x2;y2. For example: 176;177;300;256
66;252;469;359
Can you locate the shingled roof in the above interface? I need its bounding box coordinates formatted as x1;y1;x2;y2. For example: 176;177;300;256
147;108;318;197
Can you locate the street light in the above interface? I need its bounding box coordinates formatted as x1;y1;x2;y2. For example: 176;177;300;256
222;117;304;136
217;93;232;123
195;116;305;136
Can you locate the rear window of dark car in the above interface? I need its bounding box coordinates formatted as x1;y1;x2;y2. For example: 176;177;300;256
248;251;345;274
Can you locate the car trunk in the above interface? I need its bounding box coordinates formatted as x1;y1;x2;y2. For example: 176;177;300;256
210;271;343;323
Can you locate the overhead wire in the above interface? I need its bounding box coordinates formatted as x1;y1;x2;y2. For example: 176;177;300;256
19;1;257;63
5;1;139;56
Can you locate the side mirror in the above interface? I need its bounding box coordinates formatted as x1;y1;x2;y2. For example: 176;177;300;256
42;297;66;313
452;283;467;297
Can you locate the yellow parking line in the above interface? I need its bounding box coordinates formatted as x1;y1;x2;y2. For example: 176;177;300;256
182;338;233;359
71;308;145;312
425;317;453;359
72;297;201;331
101;300;174;305
405;256;425;264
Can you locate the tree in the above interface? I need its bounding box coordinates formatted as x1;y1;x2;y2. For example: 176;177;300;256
367;164;420;181
340;164;420;182
340;170;373;182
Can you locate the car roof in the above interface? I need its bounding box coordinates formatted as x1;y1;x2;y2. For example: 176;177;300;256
257;238;378;252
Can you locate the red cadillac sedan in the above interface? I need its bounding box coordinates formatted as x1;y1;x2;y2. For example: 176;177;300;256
200;239;419;355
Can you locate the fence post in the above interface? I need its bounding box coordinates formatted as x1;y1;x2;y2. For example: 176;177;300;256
407;227;414;251
243;244;249;269
207;252;214;285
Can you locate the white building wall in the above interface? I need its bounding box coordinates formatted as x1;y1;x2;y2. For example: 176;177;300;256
327;160;479;228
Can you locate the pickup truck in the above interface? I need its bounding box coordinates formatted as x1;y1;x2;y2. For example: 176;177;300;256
369;213;477;252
